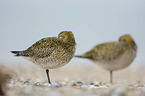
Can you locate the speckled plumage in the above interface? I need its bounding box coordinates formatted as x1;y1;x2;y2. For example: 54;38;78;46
75;34;137;83
11;31;76;83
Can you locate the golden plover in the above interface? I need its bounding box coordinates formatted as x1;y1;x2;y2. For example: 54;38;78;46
11;31;76;84
75;34;137;83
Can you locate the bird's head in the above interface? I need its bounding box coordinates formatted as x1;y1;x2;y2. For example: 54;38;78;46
119;34;134;43
119;34;137;50
58;31;76;44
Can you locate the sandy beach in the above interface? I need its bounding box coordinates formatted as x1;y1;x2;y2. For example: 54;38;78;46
0;63;144;96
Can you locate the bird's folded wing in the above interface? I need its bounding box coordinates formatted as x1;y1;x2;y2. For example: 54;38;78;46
83;42;127;61
22;37;57;58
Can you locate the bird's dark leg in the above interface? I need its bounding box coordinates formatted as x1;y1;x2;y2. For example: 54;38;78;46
46;69;51;84
110;70;113;83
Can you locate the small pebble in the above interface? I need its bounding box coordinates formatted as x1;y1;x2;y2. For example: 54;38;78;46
34;82;40;86
81;85;88;89
89;83;94;85
51;82;62;87
72;83;77;86
94;82;100;86
76;81;83;85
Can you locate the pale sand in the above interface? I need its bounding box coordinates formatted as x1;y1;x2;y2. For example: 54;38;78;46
1;63;145;96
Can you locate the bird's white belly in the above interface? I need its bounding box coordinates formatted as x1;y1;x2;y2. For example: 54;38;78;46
25;56;70;69
91;50;136;71
36;57;68;69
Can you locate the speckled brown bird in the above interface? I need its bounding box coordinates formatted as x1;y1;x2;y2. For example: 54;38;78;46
75;34;137;83
11;31;76;84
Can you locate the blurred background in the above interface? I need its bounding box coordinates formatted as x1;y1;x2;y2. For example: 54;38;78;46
0;0;145;67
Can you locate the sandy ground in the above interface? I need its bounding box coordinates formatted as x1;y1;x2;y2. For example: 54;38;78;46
0;63;145;96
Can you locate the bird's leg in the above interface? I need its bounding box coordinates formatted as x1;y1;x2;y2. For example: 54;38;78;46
110;70;113;83
46;69;51;84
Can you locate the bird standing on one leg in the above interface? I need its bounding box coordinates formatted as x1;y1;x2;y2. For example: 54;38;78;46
11;31;76;84
75;34;137;83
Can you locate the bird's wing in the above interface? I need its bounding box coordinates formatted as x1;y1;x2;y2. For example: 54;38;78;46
82;42;128;61
22;37;57;58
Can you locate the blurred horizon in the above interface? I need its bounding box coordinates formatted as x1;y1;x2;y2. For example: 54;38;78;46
0;0;145;67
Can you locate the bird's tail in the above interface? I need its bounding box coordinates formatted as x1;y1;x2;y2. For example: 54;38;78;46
74;55;95;60
74;55;84;58
11;51;23;56
74;55;90;59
